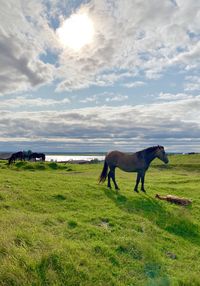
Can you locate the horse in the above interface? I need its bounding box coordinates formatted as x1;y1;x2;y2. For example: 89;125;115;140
28;152;45;161
99;145;169;193
8;151;25;165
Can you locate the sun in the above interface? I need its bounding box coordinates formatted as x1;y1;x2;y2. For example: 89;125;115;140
56;13;94;50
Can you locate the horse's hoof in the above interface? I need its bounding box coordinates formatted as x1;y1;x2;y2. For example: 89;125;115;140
134;189;139;193
141;189;146;193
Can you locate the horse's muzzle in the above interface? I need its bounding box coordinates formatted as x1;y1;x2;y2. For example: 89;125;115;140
164;157;169;164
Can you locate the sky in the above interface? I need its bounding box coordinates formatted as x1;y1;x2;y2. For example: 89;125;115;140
0;0;200;153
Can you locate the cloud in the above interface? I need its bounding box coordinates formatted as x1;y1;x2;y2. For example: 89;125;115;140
0;95;70;110
157;92;194;101
0;0;200;94
55;0;200;91
0;95;200;152
0;0;199;153
0;0;56;95
184;75;200;91
105;94;128;102
122;81;146;88
80;92;128;104
0;34;54;94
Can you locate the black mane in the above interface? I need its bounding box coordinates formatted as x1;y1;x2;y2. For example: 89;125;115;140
143;145;163;153
136;146;162;161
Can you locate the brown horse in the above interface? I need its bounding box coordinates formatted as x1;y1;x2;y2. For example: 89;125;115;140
99;145;168;193
28;152;45;161
8;151;25;165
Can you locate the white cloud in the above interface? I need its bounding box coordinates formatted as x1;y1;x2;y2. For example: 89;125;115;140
184;75;200;91
0;95;200;152
0;0;200;93
122;81;146;88
0;0;56;95
0;95;70;109
158;92;194;101
105;94;128;102
93;72;131;87
80;95;98;104
0;34;54;94
55;0;200;91
0;0;200;153
80;92;128;104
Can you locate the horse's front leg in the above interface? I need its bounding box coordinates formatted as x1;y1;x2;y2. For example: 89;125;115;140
134;172;141;193
141;172;146;193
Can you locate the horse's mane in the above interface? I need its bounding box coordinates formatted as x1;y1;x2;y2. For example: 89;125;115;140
136;145;163;158
143;145;163;153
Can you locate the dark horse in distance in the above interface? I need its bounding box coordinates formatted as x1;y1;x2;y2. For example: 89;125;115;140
99;146;169;193
8;151;24;165
29;153;45;161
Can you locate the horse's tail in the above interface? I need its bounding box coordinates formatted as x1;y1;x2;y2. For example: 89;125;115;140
99;161;108;184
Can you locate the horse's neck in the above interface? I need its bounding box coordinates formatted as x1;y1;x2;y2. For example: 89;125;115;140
144;151;157;165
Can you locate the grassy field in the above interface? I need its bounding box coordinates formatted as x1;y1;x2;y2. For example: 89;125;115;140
0;155;200;286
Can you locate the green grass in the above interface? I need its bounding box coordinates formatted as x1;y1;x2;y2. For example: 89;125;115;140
0;154;200;285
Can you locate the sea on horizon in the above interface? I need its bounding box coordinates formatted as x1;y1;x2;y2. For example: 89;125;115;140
46;154;105;162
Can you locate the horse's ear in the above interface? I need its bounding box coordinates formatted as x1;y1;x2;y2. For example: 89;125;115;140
157;145;163;150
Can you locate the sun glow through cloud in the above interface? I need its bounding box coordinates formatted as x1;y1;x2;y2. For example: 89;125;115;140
56;13;94;50
1;0;200;153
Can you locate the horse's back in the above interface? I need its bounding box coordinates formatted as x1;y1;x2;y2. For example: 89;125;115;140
13;151;23;156
29;152;45;161
105;150;145;172
105;150;123;165
30;153;37;157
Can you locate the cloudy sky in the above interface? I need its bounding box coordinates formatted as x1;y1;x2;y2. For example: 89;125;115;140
0;0;200;153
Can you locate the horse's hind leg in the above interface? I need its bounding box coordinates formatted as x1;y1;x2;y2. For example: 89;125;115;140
107;168;112;188
110;167;119;190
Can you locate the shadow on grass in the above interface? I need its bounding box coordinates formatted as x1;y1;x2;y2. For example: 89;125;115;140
104;188;200;246
52;194;66;201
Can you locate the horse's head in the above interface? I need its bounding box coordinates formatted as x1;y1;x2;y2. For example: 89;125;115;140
155;146;169;164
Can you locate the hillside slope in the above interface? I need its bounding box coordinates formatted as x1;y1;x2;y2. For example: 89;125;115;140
0;155;200;286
